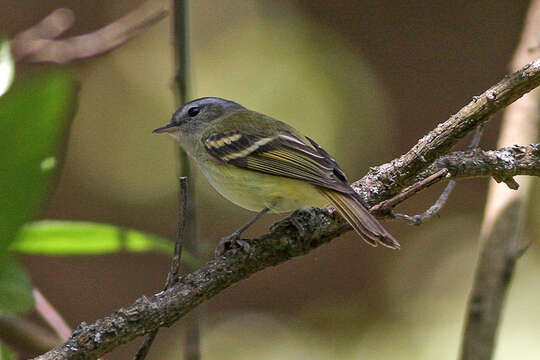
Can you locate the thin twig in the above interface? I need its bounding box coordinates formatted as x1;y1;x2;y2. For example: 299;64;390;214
10;8;75;59
134;178;188;360
33;289;71;341
32;59;540;360
11;2;167;64
390;123;487;225
132;331;156;360
468;122;487;150
173;0;190;107
460;1;540;358
172;177;188;283
390;181;455;225
135;2;200;358
393;123;485;223
173;2;202;360
370;168;449;215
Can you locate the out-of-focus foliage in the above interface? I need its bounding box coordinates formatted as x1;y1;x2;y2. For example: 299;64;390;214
0;69;76;323
10;220;189;260
0;70;77;251
0;342;15;360
0;254;33;314
0;38;14;97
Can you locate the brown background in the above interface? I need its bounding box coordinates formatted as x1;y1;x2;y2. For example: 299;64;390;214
2;1;539;359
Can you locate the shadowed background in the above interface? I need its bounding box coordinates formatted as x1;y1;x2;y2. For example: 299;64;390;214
2;0;539;359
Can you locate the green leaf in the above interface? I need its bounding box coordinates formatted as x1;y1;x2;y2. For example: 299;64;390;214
0;70;77;251
0;342;16;360
10;221;194;266
0;254;34;314
0;38;15;97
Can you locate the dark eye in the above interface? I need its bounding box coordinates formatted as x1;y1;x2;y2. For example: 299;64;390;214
187;107;200;117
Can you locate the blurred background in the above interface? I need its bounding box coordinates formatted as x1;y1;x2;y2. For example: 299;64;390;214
2;0;540;359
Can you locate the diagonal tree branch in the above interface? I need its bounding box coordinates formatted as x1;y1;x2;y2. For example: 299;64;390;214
385;122;487;225
354;58;540;206
460;0;540;358
33;59;540;360
370;168;450;215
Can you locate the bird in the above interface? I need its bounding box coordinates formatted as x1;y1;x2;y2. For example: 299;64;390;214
153;97;399;255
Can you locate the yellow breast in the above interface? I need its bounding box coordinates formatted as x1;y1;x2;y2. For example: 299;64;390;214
198;159;327;213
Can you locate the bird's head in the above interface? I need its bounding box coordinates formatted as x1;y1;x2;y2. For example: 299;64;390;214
153;97;244;137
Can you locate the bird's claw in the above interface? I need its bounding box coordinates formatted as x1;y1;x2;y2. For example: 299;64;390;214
291;216;307;238
214;233;251;257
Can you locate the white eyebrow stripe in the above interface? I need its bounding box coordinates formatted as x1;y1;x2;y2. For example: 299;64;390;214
222;136;275;160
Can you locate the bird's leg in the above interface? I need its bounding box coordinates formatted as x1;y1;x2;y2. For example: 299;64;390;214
215;207;270;257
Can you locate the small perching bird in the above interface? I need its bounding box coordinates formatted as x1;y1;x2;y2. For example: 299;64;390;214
153;97;399;255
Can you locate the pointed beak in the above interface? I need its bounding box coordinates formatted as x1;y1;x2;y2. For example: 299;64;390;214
152;122;179;134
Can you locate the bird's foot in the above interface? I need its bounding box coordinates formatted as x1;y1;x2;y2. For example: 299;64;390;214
290;215;307;238
214;233;251;257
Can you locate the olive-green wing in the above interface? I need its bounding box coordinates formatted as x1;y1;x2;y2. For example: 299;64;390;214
201;116;351;194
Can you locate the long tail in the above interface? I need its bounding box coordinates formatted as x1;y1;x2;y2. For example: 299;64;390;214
320;188;400;249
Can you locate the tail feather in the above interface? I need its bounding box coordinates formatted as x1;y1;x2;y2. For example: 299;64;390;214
320;189;400;249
